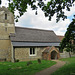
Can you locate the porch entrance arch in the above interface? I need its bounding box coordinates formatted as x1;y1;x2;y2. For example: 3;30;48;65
51;50;58;59
42;46;60;60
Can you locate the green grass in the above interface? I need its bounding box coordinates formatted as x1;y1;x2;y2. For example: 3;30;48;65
51;57;75;75
0;60;56;75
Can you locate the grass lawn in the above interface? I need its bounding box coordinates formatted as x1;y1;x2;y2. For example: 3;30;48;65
51;57;75;75
0;60;56;75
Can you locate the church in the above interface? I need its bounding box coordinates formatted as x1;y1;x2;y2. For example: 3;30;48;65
0;6;71;62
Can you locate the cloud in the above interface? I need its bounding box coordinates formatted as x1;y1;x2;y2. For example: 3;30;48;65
16;6;71;36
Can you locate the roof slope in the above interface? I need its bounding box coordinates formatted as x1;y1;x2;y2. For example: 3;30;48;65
10;27;60;43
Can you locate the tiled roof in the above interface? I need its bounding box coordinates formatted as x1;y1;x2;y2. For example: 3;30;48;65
10;27;60;43
57;36;64;41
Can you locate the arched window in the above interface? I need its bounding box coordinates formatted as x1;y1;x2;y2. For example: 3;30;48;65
5;14;7;20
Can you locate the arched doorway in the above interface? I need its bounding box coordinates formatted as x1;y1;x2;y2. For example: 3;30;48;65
42;46;60;60
51;51;58;59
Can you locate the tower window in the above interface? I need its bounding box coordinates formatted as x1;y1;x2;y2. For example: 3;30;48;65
5;14;7;20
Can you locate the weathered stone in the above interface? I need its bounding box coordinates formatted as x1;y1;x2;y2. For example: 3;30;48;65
15;47;46;61
0;6;15;61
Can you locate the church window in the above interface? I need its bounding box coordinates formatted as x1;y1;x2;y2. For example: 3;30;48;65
5;14;7;20
30;48;36;56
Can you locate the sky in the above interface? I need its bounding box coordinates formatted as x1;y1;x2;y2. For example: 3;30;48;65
1;0;75;36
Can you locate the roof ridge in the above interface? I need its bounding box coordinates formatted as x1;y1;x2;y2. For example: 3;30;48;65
57;35;64;37
15;26;53;32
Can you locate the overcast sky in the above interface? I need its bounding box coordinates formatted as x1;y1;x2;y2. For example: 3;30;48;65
1;0;75;35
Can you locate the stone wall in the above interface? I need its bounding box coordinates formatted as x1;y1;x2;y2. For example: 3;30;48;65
60;51;75;58
0;6;15;61
60;51;69;58
0;21;15;34
0;40;11;61
0;6;15;34
15;47;46;61
0;6;14;24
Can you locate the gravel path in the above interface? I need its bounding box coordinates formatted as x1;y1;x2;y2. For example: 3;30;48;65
35;60;65;75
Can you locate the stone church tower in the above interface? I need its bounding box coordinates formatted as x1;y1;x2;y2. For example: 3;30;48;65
0;6;15;61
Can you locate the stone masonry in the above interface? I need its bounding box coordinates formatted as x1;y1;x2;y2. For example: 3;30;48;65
0;6;15;61
15;47;46;61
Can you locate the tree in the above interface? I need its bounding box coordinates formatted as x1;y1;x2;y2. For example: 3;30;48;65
60;18;75;57
0;0;75;22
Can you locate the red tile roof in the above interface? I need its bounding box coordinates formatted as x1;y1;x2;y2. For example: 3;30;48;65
57;36;64;41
